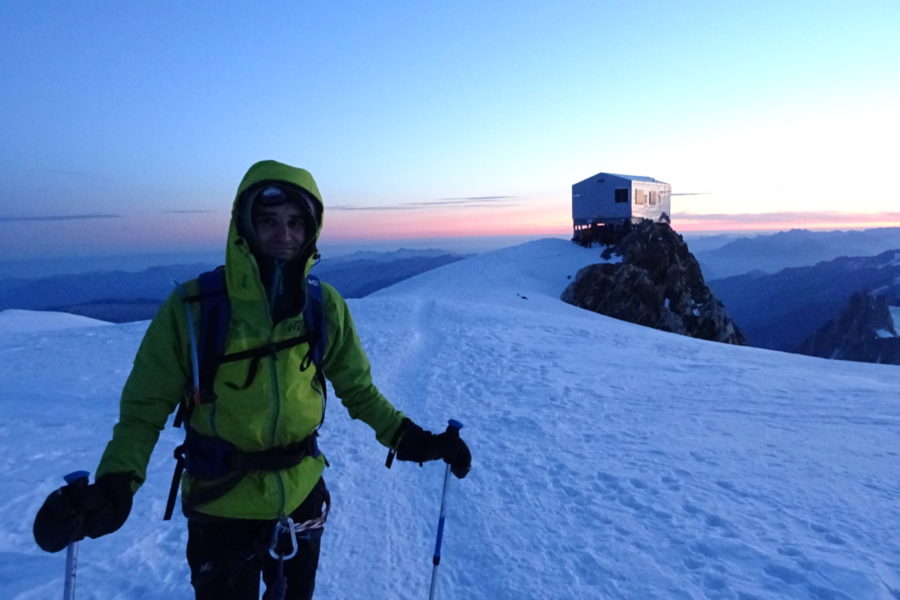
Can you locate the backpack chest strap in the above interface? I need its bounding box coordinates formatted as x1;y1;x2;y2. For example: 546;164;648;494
220;333;317;392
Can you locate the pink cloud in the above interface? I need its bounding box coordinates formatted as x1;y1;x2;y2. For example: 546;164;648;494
323;206;900;240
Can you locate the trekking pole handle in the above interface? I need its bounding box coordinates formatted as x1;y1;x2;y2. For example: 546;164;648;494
63;471;89;600
432;419;463;566
64;471;90;487
434;420;463;564
435;418;463;563
430;419;463;596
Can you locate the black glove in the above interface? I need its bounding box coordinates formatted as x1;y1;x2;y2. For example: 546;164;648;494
33;472;134;553
394;419;472;479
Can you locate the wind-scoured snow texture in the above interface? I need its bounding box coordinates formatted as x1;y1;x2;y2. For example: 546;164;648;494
2;239;899;599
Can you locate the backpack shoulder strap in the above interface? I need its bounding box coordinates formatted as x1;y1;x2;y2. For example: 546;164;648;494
303;274;329;427
166;266;229;520
195;267;230;403
304;275;327;367
171;267;229;427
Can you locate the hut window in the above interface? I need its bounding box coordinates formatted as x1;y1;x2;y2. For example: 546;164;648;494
614;188;629;203
634;190;647;205
649;191;658;205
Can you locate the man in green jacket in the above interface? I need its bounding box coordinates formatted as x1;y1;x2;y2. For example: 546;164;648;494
33;160;472;600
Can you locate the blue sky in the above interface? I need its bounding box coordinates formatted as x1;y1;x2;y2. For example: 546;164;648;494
1;1;899;259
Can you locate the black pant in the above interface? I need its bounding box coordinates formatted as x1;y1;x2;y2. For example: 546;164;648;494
187;478;327;600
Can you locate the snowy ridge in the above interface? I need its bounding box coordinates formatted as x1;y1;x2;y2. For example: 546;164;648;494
371;239;616;310
0;309;111;335
2;239;899;599
323;247;464;264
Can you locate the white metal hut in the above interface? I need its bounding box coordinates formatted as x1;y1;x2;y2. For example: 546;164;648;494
572;173;671;240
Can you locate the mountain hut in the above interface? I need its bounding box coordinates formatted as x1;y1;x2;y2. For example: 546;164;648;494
572;172;671;246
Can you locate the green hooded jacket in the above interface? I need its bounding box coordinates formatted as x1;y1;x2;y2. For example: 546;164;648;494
96;160;406;519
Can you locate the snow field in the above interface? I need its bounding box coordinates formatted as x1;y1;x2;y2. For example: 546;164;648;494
348;290;899;599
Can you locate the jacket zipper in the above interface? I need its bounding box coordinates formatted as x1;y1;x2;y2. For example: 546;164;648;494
209;403;219;437
270;348;286;515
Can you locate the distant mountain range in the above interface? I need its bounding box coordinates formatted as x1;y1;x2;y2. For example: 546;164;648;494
0;264;216;321
6;227;900;364
0;249;465;322
695;227;900;280
707;250;900;352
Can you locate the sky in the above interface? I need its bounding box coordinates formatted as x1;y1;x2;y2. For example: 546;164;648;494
1;1;899;260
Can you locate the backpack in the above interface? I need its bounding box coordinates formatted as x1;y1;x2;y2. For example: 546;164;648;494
163;267;328;520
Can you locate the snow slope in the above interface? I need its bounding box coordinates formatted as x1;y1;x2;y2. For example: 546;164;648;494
0;309;111;335
1;239;898;599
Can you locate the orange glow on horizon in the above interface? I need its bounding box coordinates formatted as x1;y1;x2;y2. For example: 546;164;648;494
320;207;900;241
322;205;572;240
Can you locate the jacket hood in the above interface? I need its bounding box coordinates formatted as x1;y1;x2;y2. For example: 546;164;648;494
232;160;324;244
225;160;325;311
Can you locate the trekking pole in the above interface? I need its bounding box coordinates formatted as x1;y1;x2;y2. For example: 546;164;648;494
428;419;463;600
62;470;90;600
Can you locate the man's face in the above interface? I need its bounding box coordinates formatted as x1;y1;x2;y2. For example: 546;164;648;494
252;202;307;261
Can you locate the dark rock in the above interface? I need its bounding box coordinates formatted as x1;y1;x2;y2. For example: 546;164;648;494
796;291;900;364
562;221;744;344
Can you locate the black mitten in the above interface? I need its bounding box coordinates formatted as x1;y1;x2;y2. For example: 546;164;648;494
33;472;135;553
395;419;472;479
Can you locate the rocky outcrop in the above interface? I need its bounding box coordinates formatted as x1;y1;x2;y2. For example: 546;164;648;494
562;220;745;344
796;291;900;364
